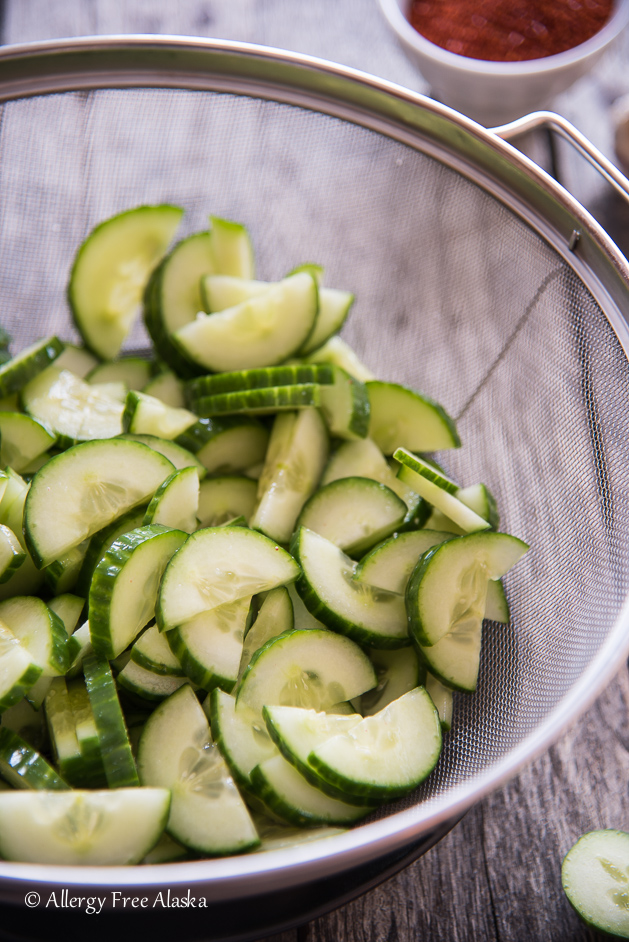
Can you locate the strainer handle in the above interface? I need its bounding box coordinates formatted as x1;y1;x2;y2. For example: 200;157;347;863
491;111;629;205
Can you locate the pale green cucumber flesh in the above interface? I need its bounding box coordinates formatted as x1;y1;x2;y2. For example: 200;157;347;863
69;204;183;360
0;788;170;865
292;527;410;648
309;686;442;799
237;628;377;718
561;829;629;938
156;525;299;632
23;439;175;569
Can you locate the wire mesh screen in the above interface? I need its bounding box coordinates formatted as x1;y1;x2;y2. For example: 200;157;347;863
1;86;629;813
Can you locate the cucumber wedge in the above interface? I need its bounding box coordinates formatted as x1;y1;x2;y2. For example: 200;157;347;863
23;439;174;568
237;628;377;717
261;705;375;807
0;727;68;790
250;753;371;827
209;688;279;794
175;416;269;475
0;412;56;473
296;477;407;558
69;204;183;360
156;525;300;632
309;686;442;800
292;527;409;648
250;408;329;544
406;531;529;648
138;684;259;855
167;595;251;693
0;788;170;864
22;366;124;447
89;525;187;658
0;336;64;398
174;272;318;372
367;381;460;453
83;655;139;788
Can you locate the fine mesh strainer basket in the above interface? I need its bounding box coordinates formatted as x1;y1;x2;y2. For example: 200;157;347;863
1;34;629;934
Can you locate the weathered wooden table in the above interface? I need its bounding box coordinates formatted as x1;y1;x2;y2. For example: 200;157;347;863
2;3;629;941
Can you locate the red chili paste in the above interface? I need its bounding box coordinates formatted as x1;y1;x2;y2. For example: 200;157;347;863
408;0;614;61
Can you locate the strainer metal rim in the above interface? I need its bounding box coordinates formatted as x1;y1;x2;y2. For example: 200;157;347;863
0;35;627;899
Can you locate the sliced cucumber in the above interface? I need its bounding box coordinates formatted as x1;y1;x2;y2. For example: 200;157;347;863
143;231;212;377
69;204;183;360
425;673;453;731
138;684;259;855
360;647;424;715
303;336;375;383
250;408;329;544
47;593;85;635
238;586;294;680
322;437;427;529
122;390;197;440
485;578;510;623
167;595;251;693
297;477;407;558
261;705;374;807
318;367;370;441
209;688;278;794
193;383;322;417
0;787;170;864
299;287;354;356
0;525;26;584
209;215;255;278
0;336;64;398
23;438;174;568
292;527;409;648
0;597;77;677
118;432;206;478
355;529;454;594
175;416;269;475
54;343;98;379
237;628;377;717
197;476;257;528
117;660;188;703
309;686;441;800
406;531;529;648
75;505;147;598
395;451;490;534
187;364;334;399
0;412;56;473
66;677;107;787
0;727;68;790
200;274;268;312
44;676;85;785
562;829;629;938
89;525;187;659
86;356;153;391
251;753;370;827
83;655;139;788
174;272;318;372
367;381;460;453
0;697;47;753
131;623;183;676
143;467;199;533
142;369;186;408
156;525;300;632
43;540;90;597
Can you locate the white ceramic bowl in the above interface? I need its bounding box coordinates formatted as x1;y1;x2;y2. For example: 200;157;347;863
378;0;629;126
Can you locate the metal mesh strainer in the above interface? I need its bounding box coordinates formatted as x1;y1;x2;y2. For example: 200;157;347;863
0;36;628;906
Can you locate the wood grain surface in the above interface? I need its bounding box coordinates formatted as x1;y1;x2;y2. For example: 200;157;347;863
1;3;629;941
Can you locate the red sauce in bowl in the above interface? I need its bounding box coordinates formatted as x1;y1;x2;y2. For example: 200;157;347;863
408;0;614;61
